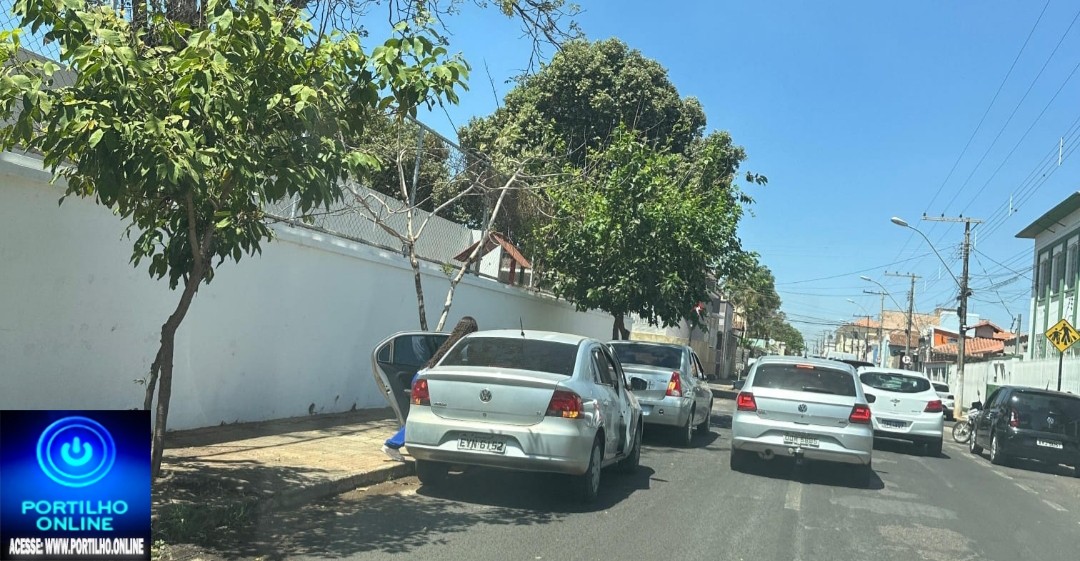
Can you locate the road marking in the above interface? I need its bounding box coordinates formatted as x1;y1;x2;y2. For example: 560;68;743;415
992;470;1014;480
1014;483;1036;494
1043;500;1068;512
784;481;803;511
874;458;897;464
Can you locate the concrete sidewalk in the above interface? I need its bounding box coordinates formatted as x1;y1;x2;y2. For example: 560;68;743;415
153;407;412;542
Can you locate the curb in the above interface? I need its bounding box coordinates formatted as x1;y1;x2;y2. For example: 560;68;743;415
710;387;738;400
257;460;416;513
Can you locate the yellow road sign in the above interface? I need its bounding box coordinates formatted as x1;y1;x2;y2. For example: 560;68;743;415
1045;318;1080;353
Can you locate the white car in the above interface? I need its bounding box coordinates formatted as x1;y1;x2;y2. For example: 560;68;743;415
931;381;956;420
858;367;945;456
404;330;644;503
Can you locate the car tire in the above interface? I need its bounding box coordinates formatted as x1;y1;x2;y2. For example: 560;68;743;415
695;402;712;434
678;409;695;447
970;431;983;455
415;459;448;487
730;448;752;472
989;433;1008;466
577;438;603;503
925;438;943;457
616;423;642;474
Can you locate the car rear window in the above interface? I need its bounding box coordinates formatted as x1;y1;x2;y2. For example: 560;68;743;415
438;337;578;376
609;343;682;370
1010;393;1080;437
860;372;932;394
933;383;949;393
751;364;856;397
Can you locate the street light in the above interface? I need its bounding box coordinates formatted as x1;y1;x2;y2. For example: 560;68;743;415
847;299;871;361
891;214;980;423
858;276;889;367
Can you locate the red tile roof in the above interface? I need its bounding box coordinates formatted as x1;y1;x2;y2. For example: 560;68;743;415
852;318;880;329
454;232;532;268
888;332;919;347
932;337;1005;358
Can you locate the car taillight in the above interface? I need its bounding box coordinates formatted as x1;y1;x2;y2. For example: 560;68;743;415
1009;408;1020;428
546;390;583;419
925;400;943;413
665;372;683;397
736;392;757;412
849;404;872;424
411;378;430;406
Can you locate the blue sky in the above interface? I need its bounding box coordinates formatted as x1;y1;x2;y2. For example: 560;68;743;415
417;0;1080;344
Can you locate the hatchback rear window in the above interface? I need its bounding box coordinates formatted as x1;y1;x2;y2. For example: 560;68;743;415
1010;393;1080;437
609;343;682;370
860;372;932;394
752;364;856;397
933;383;949;393
438;337;578;376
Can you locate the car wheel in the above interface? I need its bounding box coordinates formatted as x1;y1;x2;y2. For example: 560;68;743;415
989;433;1007;466
415;459;448;486
695;402;712;434
577;438;603;503
678;409;695;447
617;422;642;474
730;448;752;472
925;438;943;458
970;431;983;455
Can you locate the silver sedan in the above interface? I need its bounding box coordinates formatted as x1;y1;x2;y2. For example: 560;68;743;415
405;330;644;502
730;356;875;486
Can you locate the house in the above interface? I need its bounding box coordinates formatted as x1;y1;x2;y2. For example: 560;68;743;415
834;317;879;363
453;232;533;287
1016;191;1080;359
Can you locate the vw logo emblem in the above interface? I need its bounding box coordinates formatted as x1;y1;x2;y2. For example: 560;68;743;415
798;404;807;413
479;389;492;403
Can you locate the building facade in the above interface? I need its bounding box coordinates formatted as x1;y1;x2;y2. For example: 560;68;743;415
1017;191;1080;359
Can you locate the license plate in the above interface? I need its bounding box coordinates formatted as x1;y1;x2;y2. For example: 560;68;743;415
880;419;906;429
783;434;819;448
1036;439;1063;449
458;436;506;454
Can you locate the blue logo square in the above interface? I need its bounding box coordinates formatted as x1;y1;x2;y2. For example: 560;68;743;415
1;410;151;560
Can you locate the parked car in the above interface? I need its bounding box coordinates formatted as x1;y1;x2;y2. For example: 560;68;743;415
931;381;956;420
730;356;875;486
969;386;1080;476
607;340;714;446
372;331;451;426
404;330;645;502
858;367;944;456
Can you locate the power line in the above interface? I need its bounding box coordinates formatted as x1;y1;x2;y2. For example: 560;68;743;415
775;252;932;286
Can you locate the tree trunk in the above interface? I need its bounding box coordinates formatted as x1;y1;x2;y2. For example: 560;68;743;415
150;266;204;479
612;313;630;340
141;346;164;411
408;242;429;331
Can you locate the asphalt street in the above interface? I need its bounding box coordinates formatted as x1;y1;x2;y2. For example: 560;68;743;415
193;399;1080;561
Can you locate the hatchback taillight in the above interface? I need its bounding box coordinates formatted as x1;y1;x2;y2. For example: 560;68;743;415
1009;408;1020;428
736;392;757;412
411;378;430;406
925;400;943;413
849;404;872;424
665;372;683;397
546;390;583;419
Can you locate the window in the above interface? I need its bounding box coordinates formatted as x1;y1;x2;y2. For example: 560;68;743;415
592;348;615;386
1068;242;1079;290
1038;257;1052;299
609;343;683;369
751;363;856;396
859;371;931;393
439;337;578;376
1053;251;1066;294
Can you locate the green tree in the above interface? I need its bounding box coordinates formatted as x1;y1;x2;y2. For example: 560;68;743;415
725;256;782;343
769;316;806;355
0;0;468;477
535;126;752;339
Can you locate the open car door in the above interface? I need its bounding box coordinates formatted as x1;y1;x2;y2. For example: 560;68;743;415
372;331;450;425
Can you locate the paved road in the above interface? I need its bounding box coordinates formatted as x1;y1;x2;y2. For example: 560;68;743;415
192;400;1080;561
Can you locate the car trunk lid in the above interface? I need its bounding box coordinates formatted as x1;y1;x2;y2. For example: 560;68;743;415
423;367;566;426
751;388;858;428
621;365;680;400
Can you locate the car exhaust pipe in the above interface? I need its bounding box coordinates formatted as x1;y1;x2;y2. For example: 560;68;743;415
759;449;775;461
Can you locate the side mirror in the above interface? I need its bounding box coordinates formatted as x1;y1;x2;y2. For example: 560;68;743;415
630;377;648;392
865;393;877;404
970;401;983;410
732;380;745;391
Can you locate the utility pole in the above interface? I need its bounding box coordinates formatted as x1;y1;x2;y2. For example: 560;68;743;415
923;216;982;415
864;289;886;367
887;272;921;369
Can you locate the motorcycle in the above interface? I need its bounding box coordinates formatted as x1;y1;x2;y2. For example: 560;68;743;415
951;405;981;444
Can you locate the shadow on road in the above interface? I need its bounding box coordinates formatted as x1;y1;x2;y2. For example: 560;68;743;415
731;455;885;490
872;437;952;460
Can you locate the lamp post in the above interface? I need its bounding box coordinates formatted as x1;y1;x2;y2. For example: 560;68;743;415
848;298;872;361
891;215;981;419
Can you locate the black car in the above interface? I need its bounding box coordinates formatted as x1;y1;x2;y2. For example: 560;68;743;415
969;385;1080;476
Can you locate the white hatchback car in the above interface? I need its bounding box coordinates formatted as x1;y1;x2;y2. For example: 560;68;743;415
858;368;945;456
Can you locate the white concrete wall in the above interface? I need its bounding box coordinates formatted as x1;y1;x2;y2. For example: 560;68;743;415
942;358;1080;411
0;153;613;430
